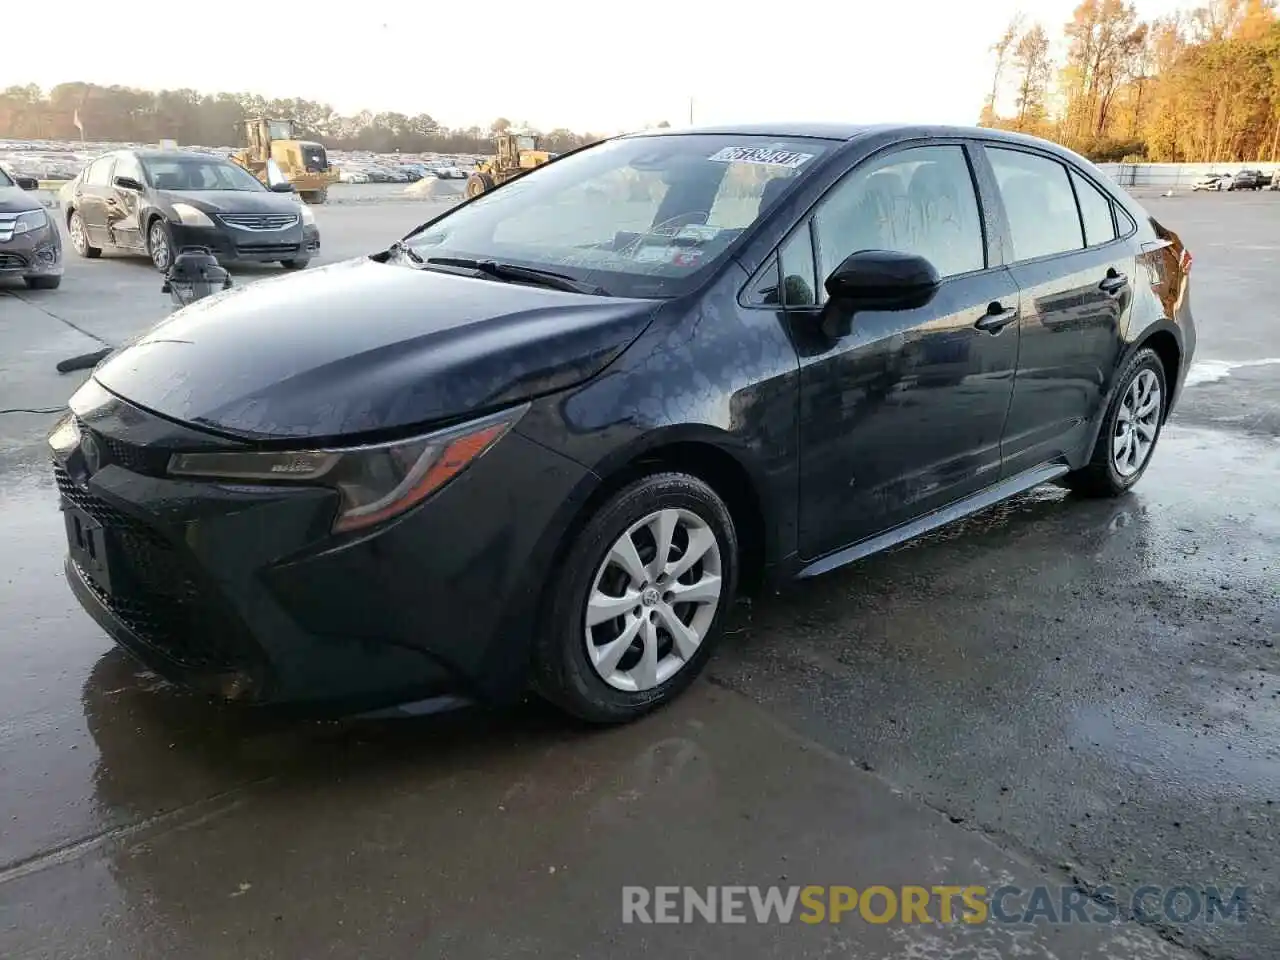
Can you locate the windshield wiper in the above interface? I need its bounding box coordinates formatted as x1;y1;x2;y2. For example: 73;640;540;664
425;256;609;296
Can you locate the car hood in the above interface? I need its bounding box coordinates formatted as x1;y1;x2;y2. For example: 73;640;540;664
0;186;43;214
159;189;301;215
92;257;661;442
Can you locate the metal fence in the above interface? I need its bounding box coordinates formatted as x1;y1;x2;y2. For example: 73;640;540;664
1096;162;1280;191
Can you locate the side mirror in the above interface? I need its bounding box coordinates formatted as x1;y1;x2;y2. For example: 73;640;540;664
824;249;940;310
15;175;39;191
270;181;295;193
114;175;143;191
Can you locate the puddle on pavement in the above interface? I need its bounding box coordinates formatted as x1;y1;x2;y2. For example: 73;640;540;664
0;423;1276;958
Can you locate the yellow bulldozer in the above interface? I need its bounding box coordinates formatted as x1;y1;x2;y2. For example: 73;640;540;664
231;117;339;204
465;132;557;198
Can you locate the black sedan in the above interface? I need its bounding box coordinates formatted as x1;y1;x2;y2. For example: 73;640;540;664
61;149;320;272
50;123;1196;723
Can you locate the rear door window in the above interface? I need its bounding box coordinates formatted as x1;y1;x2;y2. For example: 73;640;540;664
1071;169;1117;247
985;147;1084;261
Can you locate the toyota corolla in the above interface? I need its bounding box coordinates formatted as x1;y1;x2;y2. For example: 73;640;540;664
50;123;1195;723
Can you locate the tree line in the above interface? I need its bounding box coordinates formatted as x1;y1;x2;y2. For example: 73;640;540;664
0;82;636;155
982;0;1280;162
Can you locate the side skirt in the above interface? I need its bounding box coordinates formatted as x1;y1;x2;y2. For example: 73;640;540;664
796;460;1071;580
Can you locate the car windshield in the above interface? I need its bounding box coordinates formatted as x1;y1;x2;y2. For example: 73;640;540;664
142;157;266;192
403;134;833;298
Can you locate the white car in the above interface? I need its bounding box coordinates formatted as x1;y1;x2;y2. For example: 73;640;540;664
1190;173;1228;192
338;166;370;184
430;163;466;180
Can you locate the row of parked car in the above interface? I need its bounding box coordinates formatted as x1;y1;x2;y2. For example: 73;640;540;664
336;159;467;184
1190;169;1276;191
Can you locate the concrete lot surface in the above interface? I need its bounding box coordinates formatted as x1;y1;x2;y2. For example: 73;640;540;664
1;191;1277;959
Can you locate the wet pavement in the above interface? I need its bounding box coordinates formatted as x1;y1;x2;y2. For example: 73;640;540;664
1;194;1276;959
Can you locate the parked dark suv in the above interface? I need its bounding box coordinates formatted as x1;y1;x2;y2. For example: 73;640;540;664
51;124;1195;723
1229;169;1267;190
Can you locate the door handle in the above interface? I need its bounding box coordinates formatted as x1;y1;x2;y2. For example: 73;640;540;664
975;301;1019;333
1099;270;1129;295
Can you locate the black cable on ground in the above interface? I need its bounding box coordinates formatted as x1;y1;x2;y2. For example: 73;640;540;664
55;348;113;373
0;407;65;416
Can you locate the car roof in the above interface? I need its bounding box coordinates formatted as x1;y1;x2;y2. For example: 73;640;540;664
129;149;231;162
625;122;1071;146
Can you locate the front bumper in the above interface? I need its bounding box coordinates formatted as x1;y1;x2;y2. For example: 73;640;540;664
0;224;63;278
53;394;591;711
170;219;320;264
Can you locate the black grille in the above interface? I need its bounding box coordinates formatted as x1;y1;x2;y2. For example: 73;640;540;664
219;213;299;231
0;252;26;270
236;242;301;256
54;462;262;674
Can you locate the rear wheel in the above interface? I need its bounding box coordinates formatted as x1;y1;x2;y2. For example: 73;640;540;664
532;472;738;724
1065;347;1168;497
304;189;327;204
68;211;100;258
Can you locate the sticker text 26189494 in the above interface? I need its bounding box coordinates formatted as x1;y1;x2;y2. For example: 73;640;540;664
707;146;815;169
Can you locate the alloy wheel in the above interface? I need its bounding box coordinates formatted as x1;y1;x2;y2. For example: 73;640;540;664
69;214;87;255
1113;368;1162;477
584;508;723;692
149;222;171;271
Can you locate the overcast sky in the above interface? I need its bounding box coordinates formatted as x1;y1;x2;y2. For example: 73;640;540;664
8;0;1187;133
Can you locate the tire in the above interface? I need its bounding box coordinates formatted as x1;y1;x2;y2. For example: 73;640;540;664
532;472;739;724
67;210;100;258
280;259;310;270
465;173;493;199
24;275;61;290
1064;347;1169;498
305;189;327;204
147;218;174;272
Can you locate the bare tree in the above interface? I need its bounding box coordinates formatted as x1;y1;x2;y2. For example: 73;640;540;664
986;13;1027;119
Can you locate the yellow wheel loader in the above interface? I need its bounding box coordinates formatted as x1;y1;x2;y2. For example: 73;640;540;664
465;132;558;198
231;118;339;204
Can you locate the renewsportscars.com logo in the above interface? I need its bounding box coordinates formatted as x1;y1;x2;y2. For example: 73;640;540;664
621;884;1249;926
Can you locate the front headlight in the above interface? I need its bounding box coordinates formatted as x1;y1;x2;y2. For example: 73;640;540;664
298;203;315;226
167;405;527;533
13;208;49;235
171;203;215;228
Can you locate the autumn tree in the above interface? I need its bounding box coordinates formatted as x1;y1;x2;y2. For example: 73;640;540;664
985;13;1027;122
1012;24;1053;130
981;0;1280;162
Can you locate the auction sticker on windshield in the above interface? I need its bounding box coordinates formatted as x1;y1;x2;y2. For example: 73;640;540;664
707;146;814;168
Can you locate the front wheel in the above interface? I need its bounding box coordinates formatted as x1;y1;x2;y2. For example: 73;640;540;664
465;173;493;198
24;275;61;290
280;259;310;270
1064;347;1168;497
147;218;174;272
532;472;739;724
